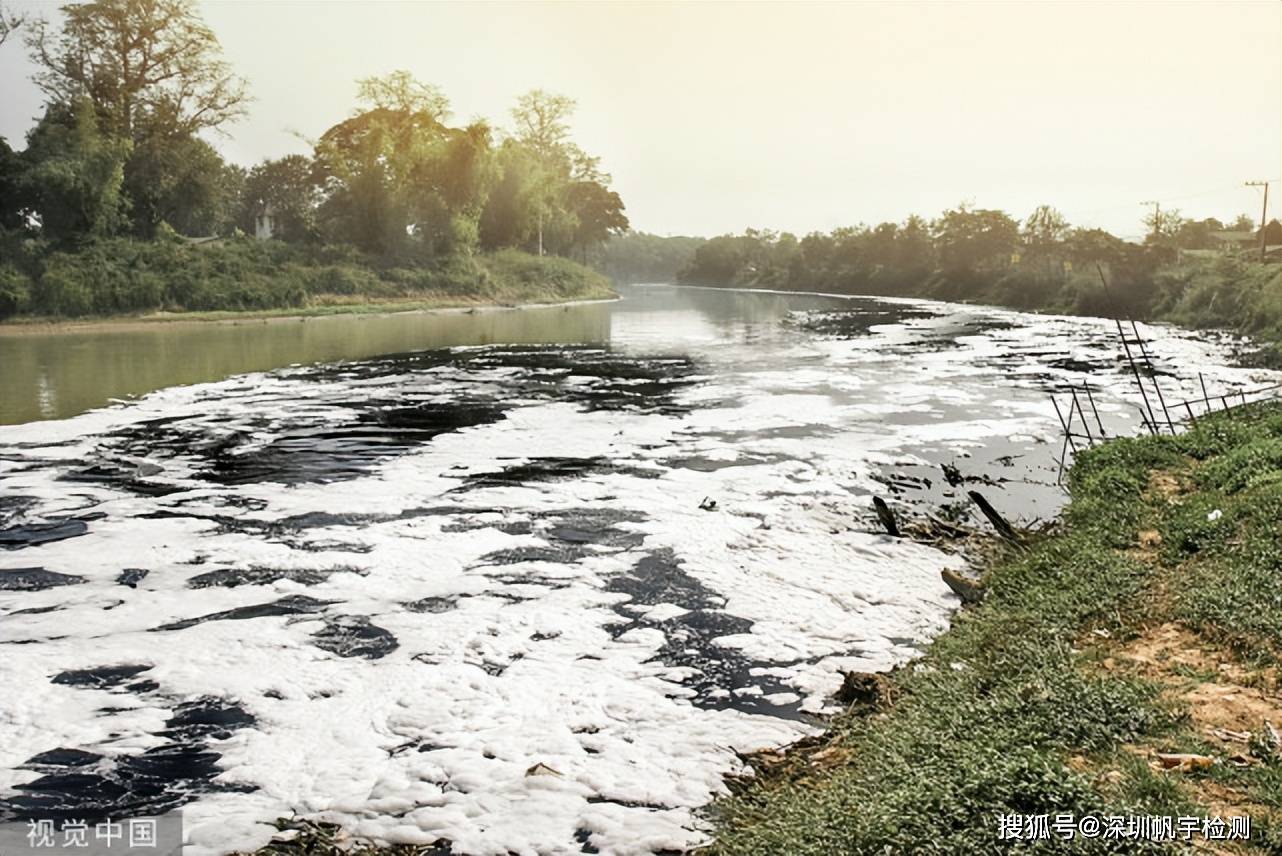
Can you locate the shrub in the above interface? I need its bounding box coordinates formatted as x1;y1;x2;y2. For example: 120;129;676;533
0;264;31;319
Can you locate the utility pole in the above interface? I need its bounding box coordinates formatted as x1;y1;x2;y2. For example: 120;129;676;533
1141;201;1161;242
1246;180;1270;262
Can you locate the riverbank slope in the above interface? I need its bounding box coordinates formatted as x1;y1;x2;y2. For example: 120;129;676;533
680;240;1282;366
708;402;1282;853
0;239;614;324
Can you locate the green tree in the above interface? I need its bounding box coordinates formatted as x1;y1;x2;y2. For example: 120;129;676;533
314;74;496;257
238;154;319;242
478;140;554;252
0;137;30;229
1022;205;1069;251
20;100;132;240
355;70;449;119
563;181;628;258
511;89;575;159
26;0;248;140
123;131;239;236
932;204;1020;271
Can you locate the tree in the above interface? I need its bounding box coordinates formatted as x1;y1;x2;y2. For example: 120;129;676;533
123;132;238;236
478;140;554;252
26;0;249;141
1142;206;1185;246
238;155;319;242
0;137;30;229
314;74;497;256
511;90;575;159
932;204;1020;271
356;70;449;120
1022;205;1069;251
563;181;628;258
0;1;25;46
20;100;132;240
1231;214;1255;232
1173;217;1225;251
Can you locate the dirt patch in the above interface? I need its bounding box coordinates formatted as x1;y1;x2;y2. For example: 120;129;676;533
1118;623;1282;734
1146;468;1188;504
1111;623;1282;825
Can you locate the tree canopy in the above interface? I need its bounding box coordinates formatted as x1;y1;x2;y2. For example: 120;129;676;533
6;1;627;262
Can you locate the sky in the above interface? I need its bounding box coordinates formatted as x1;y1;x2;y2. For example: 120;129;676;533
1;0;1279;239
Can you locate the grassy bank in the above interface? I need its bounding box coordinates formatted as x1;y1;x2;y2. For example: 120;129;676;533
0;237;614;322
708;402;1282;854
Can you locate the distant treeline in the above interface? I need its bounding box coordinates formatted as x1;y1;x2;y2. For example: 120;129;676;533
676;205;1282;359
0;0;627;318
590;232;707;283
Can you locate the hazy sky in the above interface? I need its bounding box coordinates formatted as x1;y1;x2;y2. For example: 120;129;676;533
1;0;1279;239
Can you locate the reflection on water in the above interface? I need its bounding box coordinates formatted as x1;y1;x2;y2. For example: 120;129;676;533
0;303;612;425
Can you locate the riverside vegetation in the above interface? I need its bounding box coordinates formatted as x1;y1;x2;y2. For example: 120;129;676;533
707;401;1282;854
0;0;626;322
677;209;1282;364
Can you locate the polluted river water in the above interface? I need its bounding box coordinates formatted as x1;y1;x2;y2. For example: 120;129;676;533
0;284;1276;854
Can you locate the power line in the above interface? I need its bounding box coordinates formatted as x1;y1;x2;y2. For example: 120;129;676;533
1245;180;1271;261
1063;179;1281;223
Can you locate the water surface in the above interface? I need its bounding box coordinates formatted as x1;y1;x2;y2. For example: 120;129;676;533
0;285;1274;854
0;303;612;424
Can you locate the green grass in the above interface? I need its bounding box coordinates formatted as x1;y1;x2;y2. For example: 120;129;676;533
707;402;1282;855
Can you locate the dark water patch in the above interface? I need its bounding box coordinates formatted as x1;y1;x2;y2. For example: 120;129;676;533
186;565;361;589
462;346;698;413
51;344;696;492
116;568;149;588
0;698;256;824
90;398;507;487
788;302;937;339
441;517;534;535
456;456;618;490
481;571;572;591
605;550;724;611
10;604;61;615
21;749;102;771
311;616;398;659
0;495;38;527
0;518;89;549
0;568;85;591
154;594;333;631
60;463;182;497
473;508;647;565
660;453;786;472
1046;356;1113;373
478;545;579;565
605;551;805;717
404;596;458;614
196;402;507;486
51;664;152;689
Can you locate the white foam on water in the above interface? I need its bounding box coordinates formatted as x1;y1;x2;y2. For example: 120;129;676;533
2;286;1277;854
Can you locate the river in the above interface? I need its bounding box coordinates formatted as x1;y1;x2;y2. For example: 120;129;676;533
0;285;1274;854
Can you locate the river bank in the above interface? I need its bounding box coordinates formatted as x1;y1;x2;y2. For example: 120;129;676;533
0;294;619;336
0;238;613;323
679;230;1282;367
707;401;1282;854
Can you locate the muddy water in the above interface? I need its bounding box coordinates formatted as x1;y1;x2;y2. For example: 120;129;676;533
0;303;613;425
0;285;1275;854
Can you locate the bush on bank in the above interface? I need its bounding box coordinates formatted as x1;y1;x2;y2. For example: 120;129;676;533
0;234;613;320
